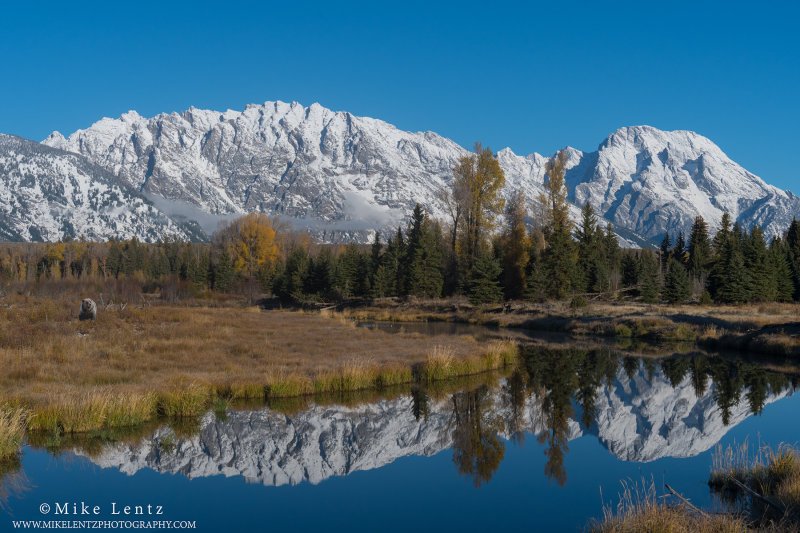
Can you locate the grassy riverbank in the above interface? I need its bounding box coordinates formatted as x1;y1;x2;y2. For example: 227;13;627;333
4;293;799;461
0;295;517;459
593;443;800;532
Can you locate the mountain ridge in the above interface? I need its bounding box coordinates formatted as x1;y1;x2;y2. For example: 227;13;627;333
0;134;203;242
1;100;796;244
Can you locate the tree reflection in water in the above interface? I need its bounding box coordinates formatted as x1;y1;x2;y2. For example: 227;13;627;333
501;369;528;446
450;385;505;488
441;346;796;488
410;386;430;422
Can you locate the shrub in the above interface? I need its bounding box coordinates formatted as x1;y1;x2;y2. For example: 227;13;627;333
700;291;713;306
570;295;587;309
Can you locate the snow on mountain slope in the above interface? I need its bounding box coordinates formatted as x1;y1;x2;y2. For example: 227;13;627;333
41;102;637;244
569;126;800;240
43;102;800;244
44;102;464;242
0;134;198;242
75;367;788;486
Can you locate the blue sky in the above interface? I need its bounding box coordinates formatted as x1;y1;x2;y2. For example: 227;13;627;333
1;1;798;190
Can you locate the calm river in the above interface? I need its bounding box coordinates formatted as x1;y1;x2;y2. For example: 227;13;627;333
2;342;799;531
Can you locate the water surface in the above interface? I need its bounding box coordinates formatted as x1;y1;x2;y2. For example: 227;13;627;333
3;344;799;532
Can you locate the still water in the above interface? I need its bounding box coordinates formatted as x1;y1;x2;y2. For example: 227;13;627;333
2;345;800;532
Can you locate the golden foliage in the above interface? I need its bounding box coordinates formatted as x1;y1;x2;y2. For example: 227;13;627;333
453;142;506;266
226;213;279;277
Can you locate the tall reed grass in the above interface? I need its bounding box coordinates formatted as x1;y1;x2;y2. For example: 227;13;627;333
710;441;800;511
0;406;28;461
593;477;747;532
28;390;157;433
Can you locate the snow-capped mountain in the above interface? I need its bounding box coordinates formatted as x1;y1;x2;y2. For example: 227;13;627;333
43;102;464;243
0;134;201;242
75;366;789;486
42;101;800;245
569;126;800;240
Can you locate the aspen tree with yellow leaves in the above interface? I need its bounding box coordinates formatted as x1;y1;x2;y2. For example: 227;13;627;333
225;212;279;284
452;143;505;273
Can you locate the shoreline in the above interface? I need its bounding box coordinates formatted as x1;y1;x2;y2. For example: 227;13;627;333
2;296;799;461
329;298;800;356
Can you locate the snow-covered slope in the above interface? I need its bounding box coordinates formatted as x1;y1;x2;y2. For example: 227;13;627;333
43;102;800;245
44;103;464;242
0;134;200;242
76;366;789;486
567;126;800;240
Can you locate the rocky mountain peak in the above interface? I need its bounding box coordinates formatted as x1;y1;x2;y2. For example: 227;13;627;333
16;101;796;244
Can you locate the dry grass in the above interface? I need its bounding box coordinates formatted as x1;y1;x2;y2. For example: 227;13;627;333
593;478;749;533
28;390;157;433
596;441;800;532
0;295;519;444
711;442;800;511
420;340;517;383
0;406;28;461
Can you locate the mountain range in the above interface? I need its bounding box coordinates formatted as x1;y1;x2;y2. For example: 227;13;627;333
0;100;797;244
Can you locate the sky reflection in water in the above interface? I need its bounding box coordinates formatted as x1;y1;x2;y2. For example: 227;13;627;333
3;346;800;532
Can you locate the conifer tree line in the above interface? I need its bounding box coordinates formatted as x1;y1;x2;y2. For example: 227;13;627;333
2;146;800;305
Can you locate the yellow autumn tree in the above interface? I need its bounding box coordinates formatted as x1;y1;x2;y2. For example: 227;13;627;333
452;142;506;270
227;213;279;281
43;242;66;279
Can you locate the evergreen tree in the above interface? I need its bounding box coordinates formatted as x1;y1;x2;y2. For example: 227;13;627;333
212;248;235;293
538;151;577;299
373;229;404;297
712;212;732;256
672;231;687;266
689;357;710;397
659;233;672;275
787;218;800;300
744;226;774;301
468;252;503;304
307;248;335;299
716;237;751;303
407;209;444;298
602;223;620;292
187;248;211;289
638;251;660;303
335;244;369;298
687;216;711;280
575;202;600;293
743;369;768;416
620;251;639;288
369;232;382;290
273;247;310;302
401;205;425;294
769;238;794;302
392;226;407;295
662;257;691;304
149;247;171;280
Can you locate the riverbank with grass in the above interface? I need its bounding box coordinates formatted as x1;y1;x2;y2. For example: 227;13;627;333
0;295;517;460
592;442;800;532
331;298;800;353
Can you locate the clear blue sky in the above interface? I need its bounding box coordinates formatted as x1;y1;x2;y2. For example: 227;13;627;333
1;1;798;190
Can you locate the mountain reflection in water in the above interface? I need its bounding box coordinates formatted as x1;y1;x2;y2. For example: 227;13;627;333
61;348;795;490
